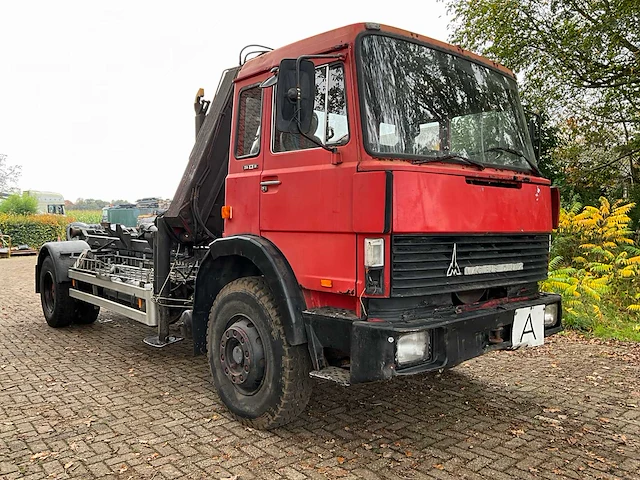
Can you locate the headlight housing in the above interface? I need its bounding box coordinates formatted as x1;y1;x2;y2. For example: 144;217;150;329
364;238;384;268
544;303;559;327
396;331;431;366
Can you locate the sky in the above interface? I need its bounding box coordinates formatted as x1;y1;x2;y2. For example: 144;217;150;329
0;1;452;203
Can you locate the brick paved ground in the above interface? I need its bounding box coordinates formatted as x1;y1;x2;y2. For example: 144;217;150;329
1;256;640;479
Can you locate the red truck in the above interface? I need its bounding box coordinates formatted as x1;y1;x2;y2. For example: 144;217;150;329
35;23;562;429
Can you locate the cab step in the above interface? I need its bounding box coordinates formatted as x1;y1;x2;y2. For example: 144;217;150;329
309;366;350;386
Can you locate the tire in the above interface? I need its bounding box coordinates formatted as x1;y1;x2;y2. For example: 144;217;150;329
74;301;100;324
40;256;75;328
207;276;313;429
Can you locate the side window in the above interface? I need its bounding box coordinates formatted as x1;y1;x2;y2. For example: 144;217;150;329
235;86;262;159
274;63;349;152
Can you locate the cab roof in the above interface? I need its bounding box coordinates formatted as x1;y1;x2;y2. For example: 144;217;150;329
236;22;514;82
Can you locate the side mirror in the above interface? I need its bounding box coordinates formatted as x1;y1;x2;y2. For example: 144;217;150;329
275;58;315;134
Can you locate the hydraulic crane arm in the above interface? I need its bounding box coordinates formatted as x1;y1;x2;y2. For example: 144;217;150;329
165;66;240;244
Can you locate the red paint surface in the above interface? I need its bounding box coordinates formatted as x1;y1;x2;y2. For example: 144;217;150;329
392;170;553;233
237;24;515;82
262;231;356;294
222;24;553;314
352;172;387;233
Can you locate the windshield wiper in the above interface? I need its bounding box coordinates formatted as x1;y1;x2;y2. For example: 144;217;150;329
412;154;485;170
484;147;540;176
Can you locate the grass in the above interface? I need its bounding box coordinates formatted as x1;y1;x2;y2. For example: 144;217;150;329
67;209;102;224
591;321;640;342
564;303;640;342
591;304;640;342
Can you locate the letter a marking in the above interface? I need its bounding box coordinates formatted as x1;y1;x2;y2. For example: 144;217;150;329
520;312;537;342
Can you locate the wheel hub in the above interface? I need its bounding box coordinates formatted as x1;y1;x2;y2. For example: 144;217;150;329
232;345;243;364
43;272;55;314
220;316;265;394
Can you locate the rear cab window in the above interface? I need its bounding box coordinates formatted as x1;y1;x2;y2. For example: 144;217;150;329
235;86;263;159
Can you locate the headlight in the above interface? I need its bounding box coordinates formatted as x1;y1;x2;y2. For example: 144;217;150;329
396;331;431;365
544;303;558;327
364;238;384;268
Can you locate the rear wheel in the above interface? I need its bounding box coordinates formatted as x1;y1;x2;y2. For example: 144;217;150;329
207;276;313;429
40;256;75;328
40;256;101;327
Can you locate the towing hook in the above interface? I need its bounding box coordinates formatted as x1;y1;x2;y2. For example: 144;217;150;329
489;327;505;344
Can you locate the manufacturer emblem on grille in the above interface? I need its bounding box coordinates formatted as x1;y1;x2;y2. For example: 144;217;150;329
464;262;524;275
446;243;462;277
446;243;526;277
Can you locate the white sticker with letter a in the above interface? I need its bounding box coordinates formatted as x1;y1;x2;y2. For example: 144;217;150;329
511;305;545;348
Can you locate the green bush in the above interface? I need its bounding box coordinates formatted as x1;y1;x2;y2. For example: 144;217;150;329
0;213;68;249
0;192;38;215
543;198;640;341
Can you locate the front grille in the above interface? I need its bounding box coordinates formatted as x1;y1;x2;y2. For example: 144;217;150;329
392;234;549;297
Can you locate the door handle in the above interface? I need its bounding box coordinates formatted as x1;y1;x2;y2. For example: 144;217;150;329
260;180;281;192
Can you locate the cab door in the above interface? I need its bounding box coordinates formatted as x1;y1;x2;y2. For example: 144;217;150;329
224;84;265;236
259;62;357;295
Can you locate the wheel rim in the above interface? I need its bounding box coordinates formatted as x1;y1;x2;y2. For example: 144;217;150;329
220;315;265;395
42;271;55;314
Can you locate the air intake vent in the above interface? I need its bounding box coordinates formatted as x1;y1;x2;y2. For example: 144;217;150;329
466;178;522;189
392;234;549;297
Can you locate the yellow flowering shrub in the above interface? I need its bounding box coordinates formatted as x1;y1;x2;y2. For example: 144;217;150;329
543;197;640;330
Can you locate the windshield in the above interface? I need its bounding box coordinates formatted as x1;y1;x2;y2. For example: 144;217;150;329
359;34;537;172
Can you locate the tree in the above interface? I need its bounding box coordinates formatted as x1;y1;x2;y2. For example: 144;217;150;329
0;154;21;194
445;0;640;197
0;192;38;215
73;198;109;210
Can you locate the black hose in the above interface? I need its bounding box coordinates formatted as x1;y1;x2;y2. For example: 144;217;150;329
191;187;216;242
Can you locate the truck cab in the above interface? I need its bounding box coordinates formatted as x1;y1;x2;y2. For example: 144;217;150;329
36;23;561;429
25;190;66;215
223;23;560;359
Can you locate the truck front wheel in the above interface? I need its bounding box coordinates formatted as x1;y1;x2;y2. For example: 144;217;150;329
207;276;312;429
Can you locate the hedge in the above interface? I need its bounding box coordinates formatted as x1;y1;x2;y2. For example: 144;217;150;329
0;213;69;249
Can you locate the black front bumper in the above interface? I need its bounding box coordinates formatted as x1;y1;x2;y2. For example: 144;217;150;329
350;293;562;384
